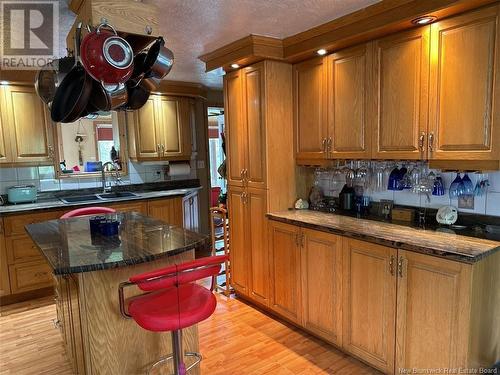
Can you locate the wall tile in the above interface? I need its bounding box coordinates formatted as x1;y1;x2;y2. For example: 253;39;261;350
423;192;451;209
38;166;55;180
0;168;17;181
18;179;40;189
393;190;421;206
450;194;486;215
0;180;17;194
145;171;164;183
40;179;61;191
488;172;500;193
78;178;98;189
17;167;38;180
129;173;145;184
486;192;500;216
60;179;79;190
367;190;394;202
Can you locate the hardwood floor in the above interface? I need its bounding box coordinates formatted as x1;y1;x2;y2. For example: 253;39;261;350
0;293;379;374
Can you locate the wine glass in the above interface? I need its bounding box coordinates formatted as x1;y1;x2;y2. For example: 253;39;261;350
449;173;463;198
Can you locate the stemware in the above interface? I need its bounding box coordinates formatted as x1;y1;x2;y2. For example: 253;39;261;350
432;175;445;196
449;173;463;198
387;166;400;190
461;173;474;195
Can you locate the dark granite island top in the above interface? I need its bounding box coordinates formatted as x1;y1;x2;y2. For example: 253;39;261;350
25;212;209;275
267;210;500;263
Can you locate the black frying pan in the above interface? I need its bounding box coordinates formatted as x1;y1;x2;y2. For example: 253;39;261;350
50;23;92;123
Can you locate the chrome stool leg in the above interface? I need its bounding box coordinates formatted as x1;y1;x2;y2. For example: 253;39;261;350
146;330;202;375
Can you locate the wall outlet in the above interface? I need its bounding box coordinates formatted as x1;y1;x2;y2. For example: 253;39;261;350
458;195;474;209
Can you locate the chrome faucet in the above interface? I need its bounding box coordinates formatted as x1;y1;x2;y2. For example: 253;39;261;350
100;161;119;193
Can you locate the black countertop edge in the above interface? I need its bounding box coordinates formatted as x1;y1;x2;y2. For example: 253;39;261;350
266;214;499;264
34;236;210;276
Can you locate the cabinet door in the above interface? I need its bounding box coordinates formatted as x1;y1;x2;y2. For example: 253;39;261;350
242;64;266;189
247;188;269;306
224;70;246;187
268;220;301;323
182;192;199;232
429;5;500;160
301;229;342;345
110;201;148;215
294;57;328;162
0;232;11;296
158;96;190;159
147;197;183;227
342;238;396;374
227;186;249;295
327;43;372;159
0;95;12;163
128;97;162;159
1;85;54;163
372;27;430;160
396;250;470;369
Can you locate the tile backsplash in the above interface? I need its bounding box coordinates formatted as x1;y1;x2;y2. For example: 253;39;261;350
311;167;500;217
0;161;197;194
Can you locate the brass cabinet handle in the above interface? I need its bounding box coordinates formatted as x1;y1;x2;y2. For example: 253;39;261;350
241;192;248;204
389;255;395;276
321;138;327;153
327;137;332;152
157;144;161;154
48;145;54;158
398;256;404;278
428;132;435;152
418;132;425;152
244;169;248;179
240;169;244;178
161;144;165;154
52;319;61;329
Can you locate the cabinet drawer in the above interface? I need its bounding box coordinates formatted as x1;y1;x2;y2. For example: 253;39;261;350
9;260;53;293
4;210;62;235
111;201;148;215
5;235;43;264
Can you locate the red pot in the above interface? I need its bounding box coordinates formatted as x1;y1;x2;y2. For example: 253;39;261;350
80;23;134;85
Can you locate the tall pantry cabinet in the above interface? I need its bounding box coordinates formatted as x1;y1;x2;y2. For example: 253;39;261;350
224;60;295;307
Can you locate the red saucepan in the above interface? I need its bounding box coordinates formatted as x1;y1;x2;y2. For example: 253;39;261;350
51;23;93;123
80;23;134;85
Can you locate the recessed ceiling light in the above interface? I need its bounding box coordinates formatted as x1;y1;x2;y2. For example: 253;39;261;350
412;15;436;25
317;49;327;56
231;63;240;69
0;81;8;85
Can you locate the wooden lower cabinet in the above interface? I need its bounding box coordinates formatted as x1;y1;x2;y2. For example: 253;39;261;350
228;186;269;304
301;228;342;346
268;221;301;322
147;197;183;227
342;238;396;373
0;231;11;296
8;260;52;294
395;250;471;369
262;221;499;373
110;201;148;215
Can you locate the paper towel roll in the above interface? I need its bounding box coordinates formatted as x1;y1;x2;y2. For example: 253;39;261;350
168;163;191;177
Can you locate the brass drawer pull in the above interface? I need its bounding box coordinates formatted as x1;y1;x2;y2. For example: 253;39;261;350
389;255;395;276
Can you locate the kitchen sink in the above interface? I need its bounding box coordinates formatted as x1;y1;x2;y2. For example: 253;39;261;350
97;192;140;199
60;195;101;203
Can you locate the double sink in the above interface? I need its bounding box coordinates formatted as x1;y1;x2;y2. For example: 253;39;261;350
60;191;140;204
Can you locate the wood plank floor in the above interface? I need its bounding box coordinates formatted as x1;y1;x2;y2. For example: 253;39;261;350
0;293;379;374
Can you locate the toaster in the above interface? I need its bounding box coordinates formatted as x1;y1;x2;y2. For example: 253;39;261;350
7;185;38;204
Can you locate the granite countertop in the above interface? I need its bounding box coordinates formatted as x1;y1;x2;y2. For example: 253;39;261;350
267;210;500;263
0;187;200;215
25;212;209;275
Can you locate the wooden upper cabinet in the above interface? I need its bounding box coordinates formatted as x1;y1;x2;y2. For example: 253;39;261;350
242;65;266;189
429;5;500;160
0;96;11;164
372;27;430;160
268;220;301;323
157;96;191;159
127;96;192;161
128;98;162;159
301;229;342;346
327;43;373;159
1;85;54;164
224;70;246;187
342;238;396;374
294;57;328;162
396;250;470;369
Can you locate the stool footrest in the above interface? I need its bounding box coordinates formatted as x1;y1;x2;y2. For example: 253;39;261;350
146;352;202;375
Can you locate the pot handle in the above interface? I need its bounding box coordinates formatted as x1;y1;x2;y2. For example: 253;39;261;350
74;22;82;67
97;22;118;35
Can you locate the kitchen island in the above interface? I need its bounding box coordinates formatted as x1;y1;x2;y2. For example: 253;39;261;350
25;212;208;375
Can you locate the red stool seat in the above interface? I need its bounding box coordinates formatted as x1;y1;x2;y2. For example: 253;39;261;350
128;283;216;332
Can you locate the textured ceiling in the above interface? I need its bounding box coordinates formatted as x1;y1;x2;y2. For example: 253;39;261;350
58;0;380;88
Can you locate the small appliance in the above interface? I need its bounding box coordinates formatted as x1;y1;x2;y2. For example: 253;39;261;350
7;185;38;204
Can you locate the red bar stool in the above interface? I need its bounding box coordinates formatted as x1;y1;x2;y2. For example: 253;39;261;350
119;255;228;375
61;206;116;218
